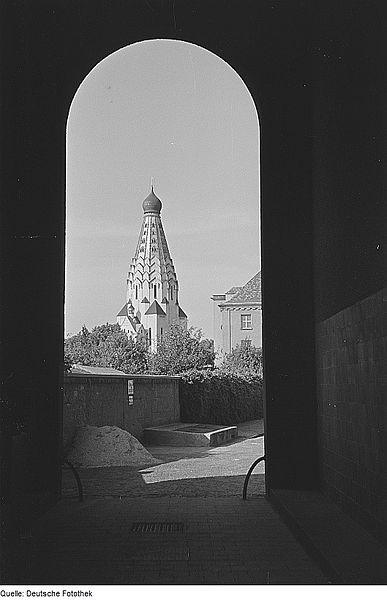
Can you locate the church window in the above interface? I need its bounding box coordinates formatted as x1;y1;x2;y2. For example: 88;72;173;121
170;287;174;301
153;284;157;299
148;327;152;347
135;286;138;300
241;314;252;329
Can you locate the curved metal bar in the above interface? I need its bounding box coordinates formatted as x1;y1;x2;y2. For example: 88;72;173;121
242;455;265;500
63;459;84;502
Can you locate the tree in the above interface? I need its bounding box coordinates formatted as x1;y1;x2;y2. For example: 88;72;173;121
148;323;215;375
220;343;263;379
64;323;148;374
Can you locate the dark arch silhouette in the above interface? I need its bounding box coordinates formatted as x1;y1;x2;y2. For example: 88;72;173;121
0;3;320;518
3;5;386;580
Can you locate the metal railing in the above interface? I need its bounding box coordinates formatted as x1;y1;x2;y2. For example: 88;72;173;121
242;455;265;500
63;459;83;502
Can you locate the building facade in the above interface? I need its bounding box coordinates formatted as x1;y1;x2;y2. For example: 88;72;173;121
117;187;187;350
211;272;262;361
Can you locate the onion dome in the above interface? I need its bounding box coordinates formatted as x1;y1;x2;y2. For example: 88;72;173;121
142;186;162;214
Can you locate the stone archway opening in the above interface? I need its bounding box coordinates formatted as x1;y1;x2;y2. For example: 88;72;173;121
64;39;264;500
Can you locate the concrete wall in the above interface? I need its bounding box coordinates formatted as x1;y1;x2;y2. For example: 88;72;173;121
63;375;180;448
312;1;387;541
316;289;387;541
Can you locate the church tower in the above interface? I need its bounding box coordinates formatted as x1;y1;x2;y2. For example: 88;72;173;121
117;186;187;350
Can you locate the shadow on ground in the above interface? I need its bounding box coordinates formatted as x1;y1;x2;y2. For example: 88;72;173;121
15;494;327;585
62;421;265;499
63;469;265;498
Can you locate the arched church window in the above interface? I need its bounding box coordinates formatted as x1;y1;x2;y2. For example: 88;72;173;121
154;284;157;299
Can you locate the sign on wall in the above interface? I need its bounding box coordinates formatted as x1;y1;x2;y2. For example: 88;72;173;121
127;379;134;405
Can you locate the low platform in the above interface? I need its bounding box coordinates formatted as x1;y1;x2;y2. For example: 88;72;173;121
143;422;238;447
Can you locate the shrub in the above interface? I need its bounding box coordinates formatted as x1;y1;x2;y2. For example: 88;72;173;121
220;343;263;379
148;323;215;375
64;323;148;374
179;368;263;425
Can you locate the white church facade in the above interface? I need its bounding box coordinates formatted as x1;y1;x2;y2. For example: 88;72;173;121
117;187;187;351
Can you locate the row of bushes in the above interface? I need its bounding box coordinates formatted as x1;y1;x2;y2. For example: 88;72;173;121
65;323;263;425
179;369;263;425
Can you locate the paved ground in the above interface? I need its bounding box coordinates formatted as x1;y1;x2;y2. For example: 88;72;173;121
22;497;328;584
62;419;265;498
17;420;329;584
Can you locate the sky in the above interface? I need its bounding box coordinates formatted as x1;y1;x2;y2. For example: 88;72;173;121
65;39;260;339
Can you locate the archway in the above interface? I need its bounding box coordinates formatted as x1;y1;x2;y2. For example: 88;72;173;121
65;39;264;498
1;11;320;573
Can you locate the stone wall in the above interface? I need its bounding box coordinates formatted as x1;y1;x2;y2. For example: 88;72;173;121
316;288;387;542
63;374;180;448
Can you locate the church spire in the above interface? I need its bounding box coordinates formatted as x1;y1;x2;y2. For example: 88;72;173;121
117;187;188;349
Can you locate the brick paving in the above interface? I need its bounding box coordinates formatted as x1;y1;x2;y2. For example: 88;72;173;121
18;421;329;584
23;497;328;584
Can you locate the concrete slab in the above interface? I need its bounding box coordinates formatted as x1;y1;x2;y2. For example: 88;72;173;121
143;422;238;447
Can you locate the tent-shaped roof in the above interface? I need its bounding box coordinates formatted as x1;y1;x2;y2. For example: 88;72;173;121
116;300;134;317
178;306;187;318
226;286;242;295
223;272;261;304
117;303;128;317
145;300;166;316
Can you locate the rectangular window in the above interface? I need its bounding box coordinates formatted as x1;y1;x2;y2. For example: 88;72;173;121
241;314;252;330
241;339;252;349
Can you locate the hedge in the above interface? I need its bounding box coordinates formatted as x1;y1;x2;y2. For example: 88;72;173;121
179;369;263;425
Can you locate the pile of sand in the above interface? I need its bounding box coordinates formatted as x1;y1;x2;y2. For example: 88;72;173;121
66;425;158;468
